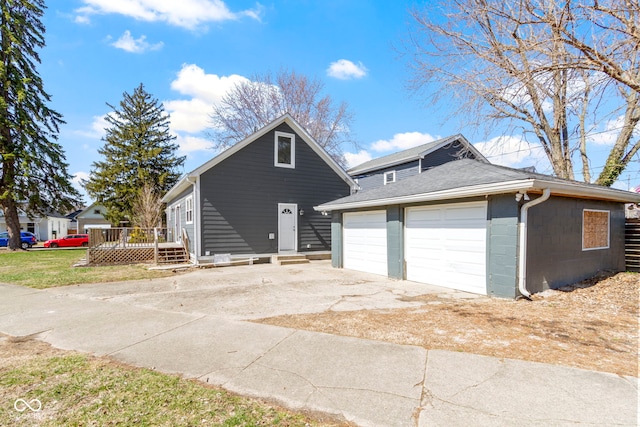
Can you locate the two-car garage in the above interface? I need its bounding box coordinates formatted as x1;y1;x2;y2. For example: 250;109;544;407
341;202;488;295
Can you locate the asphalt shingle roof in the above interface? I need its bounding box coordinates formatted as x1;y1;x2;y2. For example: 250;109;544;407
347;135;465;175
321;159;637;208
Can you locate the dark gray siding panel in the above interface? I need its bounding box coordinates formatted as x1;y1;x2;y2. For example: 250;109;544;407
331;212;343;268
167;188;195;249
386;206;404;279
199;123;350;255
486;195;519;298
421;142;478;171
526;197;626;293
354;161;419;191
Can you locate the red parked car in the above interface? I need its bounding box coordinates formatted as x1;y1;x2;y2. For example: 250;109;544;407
44;234;89;248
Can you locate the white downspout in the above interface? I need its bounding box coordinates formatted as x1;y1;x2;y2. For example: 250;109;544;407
518;188;551;299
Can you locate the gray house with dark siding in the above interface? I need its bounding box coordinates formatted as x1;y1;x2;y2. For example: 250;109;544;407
349;134;487;191
316;159;640;299
162;114;355;264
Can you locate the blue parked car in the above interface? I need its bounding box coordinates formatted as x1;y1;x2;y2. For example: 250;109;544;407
0;231;37;249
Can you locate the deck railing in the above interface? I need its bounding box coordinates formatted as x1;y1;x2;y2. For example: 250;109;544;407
87;227;186;265
88;227;173;249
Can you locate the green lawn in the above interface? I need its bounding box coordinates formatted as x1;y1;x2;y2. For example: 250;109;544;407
0;249;175;289
0;341;340;426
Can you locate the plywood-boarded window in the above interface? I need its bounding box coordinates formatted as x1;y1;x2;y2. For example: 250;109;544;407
583;209;609;250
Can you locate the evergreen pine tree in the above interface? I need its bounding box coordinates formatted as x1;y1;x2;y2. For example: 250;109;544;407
84;84;185;225
0;0;80;250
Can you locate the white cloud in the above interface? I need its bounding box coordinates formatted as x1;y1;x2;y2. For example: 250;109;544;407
344;150;373;168
170;63;247;104
163;64;255;155
74;115;109;139
586;115;640;146
371;132;438;152
75;0;262;30
71;172;91;204
327;59;368;80
175;134;213;155
74;15;91;24
111;30;163;53
164;98;212;134
72;171;90;186
474;135;547;168
164;64;248;134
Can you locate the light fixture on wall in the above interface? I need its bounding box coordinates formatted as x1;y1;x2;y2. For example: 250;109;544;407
299;208;304;216
515;192;530;202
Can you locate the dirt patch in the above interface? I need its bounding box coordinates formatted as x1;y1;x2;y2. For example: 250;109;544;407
258;272;639;377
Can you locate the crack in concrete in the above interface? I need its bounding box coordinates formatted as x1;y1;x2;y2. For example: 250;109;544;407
449;365;503;399
218;327;298;387
423;393;616;426
105;314;207;356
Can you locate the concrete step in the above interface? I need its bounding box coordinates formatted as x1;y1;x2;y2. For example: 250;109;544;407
271;254;310;266
278;258;310;266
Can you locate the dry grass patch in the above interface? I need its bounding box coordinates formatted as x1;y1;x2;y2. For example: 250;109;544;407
258;272;639;377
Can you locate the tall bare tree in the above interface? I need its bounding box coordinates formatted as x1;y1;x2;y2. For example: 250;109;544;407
131;182;163;229
407;0;639;185
209;69;354;166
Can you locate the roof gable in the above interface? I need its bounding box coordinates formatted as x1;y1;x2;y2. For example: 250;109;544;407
347;134;488;176
163;114;356;202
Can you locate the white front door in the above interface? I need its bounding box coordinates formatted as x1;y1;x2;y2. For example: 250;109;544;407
278;203;297;252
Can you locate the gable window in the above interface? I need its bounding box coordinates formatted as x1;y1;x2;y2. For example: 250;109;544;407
384;171;396;185
274;131;295;168
583;209;609;250
185;196;194;224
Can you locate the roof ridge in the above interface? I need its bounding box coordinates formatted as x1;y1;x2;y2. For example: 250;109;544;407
347;134;463;173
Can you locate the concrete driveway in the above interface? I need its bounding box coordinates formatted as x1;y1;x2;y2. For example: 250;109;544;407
54;260;479;320
2;260;636;426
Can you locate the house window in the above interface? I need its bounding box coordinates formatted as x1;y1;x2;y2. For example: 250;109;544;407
185;196;193;224
94;209;100;215
384;171;396;185
583;209;609;250
274;131;295;168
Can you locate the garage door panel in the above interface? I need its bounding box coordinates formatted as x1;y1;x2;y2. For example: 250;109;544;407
406;202;487;295
343;211;387;276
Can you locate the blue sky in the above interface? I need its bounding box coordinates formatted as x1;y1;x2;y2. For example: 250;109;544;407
39;1;639;203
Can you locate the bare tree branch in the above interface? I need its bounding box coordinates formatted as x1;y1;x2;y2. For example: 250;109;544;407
209;70;355;167
406;0;639;184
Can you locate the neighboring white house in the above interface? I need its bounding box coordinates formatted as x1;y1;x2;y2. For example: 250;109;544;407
0;210;69;241
76;202;111;233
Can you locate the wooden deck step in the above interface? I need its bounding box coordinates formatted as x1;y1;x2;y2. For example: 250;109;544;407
158;247;189;264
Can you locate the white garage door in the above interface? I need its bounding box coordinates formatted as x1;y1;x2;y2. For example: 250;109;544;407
343;211;388;276
405;202;487;294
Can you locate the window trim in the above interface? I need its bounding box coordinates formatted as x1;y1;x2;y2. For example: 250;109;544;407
274;131;295;169
185;196;194;225
582;209;610;251
384;170;396;185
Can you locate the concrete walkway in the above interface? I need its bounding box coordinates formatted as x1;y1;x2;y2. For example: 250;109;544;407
0;282;637;426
